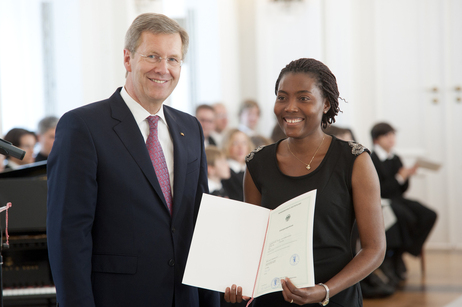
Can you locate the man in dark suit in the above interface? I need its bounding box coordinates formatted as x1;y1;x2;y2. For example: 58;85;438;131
195;104;217;147
370;122;437;284
47;13;219;307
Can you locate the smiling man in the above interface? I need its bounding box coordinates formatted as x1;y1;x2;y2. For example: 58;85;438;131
47;13;219;307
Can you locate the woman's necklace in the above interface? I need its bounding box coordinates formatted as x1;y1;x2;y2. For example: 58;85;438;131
287;135;326;170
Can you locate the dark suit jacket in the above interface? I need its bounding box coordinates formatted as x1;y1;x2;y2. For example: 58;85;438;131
47;88;219;307
370;152;409;199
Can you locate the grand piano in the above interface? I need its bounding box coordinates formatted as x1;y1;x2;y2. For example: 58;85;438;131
0;161;56;307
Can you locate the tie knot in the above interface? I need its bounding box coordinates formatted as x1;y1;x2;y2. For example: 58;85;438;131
147;116;159;129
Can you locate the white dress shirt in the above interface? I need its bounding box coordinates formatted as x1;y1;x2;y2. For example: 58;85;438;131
373;144;394;162
120;87;174;194
227;159;246;174
208;179;223;193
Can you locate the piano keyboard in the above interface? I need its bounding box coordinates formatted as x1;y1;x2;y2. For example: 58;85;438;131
2;286;56;297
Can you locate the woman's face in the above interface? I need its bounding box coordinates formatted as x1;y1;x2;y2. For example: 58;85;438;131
214;156;231;180
274;72;330;139
11;134;36;165
228;132;250;163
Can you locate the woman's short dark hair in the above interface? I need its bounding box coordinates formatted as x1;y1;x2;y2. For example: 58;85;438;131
274;58;340;129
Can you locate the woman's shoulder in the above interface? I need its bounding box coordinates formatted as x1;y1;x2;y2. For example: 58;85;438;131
348;141;370;156
245;142;278;163
333;137;370;157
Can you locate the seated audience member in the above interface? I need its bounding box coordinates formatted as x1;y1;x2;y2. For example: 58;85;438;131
211;102;229;147
221;129;254;201
205;146;231;197
35;116;59;162
238;99;260;137
195;104;217;147
0;154;5;172
3;128;37;170
324;125;356;142
250;134;272;149
270;122;286;142
370;122;437;284
326;125;395;297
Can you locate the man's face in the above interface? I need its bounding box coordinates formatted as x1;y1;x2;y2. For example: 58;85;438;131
214;156;230;180
240;106;260;130
38;127;56;156
124;32;183;111
196;108;216;138
213;104;228;133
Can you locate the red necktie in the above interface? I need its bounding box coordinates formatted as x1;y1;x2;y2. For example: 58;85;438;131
146;116;172;215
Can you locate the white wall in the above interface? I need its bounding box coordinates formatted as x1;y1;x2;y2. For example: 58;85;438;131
77;0;131;107
217;0;241;129
52;0;84;116
0;0;46;134
253;0;325;138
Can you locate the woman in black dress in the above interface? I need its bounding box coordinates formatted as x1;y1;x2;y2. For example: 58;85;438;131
225;58;386;306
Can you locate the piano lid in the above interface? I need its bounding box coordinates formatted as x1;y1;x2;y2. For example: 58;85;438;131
0;160;47;179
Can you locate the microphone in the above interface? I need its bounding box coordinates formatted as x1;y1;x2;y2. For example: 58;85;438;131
0;138;26;160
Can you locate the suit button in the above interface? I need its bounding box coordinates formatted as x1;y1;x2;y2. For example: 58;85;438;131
171;227;176;233
168;259;175;266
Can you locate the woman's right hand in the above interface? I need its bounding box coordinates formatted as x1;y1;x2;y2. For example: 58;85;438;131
224;284;249;303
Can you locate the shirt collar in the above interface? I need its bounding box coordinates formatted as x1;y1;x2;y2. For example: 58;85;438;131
121;86;168;126
227;159;246;173
374;144;395;161
208;179;223;192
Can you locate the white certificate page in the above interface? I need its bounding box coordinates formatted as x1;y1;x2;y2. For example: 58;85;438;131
254;190;316;298
182;194;271;297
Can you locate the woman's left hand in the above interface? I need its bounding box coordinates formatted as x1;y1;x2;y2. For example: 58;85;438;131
281;278;326;305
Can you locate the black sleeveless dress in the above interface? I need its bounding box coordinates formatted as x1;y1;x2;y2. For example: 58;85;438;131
245;136;369;307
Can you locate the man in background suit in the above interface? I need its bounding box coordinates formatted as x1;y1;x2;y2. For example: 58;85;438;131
195;104;217;147
47;13;219;307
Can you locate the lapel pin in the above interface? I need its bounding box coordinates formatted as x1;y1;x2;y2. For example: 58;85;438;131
180;132;185;136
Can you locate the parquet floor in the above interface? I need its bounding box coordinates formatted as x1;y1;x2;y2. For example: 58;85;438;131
364;250;462;307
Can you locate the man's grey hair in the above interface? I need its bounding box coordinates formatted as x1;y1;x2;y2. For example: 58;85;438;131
125;13;189;58
38;116;59;135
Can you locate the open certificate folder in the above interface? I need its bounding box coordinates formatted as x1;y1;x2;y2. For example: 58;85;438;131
182;189;317;298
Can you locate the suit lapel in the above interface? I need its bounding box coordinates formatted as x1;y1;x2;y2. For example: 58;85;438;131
109;89;169;213
164;106;188;218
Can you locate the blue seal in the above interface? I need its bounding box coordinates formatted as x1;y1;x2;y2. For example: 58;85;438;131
290;254;300;266
271;277;280;288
